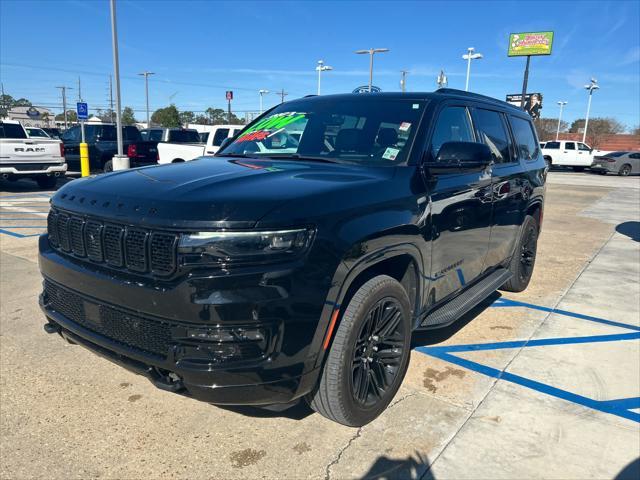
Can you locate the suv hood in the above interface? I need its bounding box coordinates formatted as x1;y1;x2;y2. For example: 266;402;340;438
51;157;393;229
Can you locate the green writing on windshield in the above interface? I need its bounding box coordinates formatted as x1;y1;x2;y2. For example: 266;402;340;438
243;113;306;135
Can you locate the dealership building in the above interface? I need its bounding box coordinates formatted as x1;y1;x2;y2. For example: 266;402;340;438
4;106;56;128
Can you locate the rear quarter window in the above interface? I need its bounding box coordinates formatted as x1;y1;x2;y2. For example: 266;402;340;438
510;116;540;161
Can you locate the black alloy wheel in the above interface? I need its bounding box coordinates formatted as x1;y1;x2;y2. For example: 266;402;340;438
351;298;405;407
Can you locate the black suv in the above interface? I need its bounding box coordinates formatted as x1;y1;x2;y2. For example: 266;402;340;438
39;90;546;426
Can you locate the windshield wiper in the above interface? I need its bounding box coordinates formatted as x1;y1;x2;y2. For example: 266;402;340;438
263;154;342;164
219;153;262;159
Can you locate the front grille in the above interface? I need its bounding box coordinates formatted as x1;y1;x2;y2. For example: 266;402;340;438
47;209;178;277
44;280;171;357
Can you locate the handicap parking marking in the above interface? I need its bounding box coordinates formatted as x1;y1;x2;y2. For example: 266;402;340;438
415;299;640;423
0;194;51;238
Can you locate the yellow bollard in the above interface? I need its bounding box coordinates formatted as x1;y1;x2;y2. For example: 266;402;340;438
80;143;90;177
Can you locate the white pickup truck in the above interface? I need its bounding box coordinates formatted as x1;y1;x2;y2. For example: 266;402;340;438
0;120;66;189
157;124;243;164
541;140;594;170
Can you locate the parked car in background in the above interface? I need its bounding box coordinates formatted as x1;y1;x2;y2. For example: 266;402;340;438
591;151;640;176
27;127;51;138
61;123;158;173
157;124;243;163
42;128;62;139
542;140;594;170
0;120;66;189
40;90;546;426
140;127;201;143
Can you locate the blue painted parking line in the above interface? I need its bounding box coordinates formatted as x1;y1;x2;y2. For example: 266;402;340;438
492;297;640;332
0;194;51;199
0;228;42;238
416;301;640;423
0;225;46;228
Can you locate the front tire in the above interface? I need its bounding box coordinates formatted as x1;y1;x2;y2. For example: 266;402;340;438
501;215;539;292
308;275;411;427
103;160;114;173
36;175;57;189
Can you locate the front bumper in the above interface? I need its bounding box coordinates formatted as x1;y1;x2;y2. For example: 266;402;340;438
39;234;335;405
1;162;67;175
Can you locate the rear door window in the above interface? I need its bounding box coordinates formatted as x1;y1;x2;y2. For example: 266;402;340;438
0;123;27;138
510;116;539;161
430;106;475;159
565;142;575;150
212;128;230;146
472;108;513;163
545;141;560;149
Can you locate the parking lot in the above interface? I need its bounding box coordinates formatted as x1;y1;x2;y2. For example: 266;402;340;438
1;171;638;479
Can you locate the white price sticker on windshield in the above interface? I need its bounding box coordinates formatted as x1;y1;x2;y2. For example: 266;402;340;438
382;147;400;161
399;122;411;131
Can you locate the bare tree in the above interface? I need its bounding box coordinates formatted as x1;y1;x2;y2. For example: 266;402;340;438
534;118;568;141
569;117;625;148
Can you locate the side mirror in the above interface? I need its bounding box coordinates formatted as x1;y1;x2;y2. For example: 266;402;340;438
425;142;493;174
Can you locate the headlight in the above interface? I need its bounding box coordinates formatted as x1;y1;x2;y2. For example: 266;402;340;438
178;228;314;266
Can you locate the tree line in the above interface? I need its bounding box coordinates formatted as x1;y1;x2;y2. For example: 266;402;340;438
533;117;638;148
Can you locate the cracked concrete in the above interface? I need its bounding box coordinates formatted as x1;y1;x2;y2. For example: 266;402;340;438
1;172;638;479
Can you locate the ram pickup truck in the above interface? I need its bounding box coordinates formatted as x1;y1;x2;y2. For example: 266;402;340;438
157;124;243;163
542;140;594;170
39;90;546;426
61;124;158;174
0;120;66;189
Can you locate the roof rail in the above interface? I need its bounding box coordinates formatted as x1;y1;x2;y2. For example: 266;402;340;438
435;88;520;109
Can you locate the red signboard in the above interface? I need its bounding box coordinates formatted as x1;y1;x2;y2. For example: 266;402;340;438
226;90;233;101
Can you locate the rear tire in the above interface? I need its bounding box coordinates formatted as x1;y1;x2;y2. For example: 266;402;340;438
501;215;539;292
36;175;57;190
307;275;411;427
618;164;632;176
103;160;113;173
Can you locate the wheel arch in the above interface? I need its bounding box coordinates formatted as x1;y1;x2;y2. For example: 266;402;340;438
312;243;423;370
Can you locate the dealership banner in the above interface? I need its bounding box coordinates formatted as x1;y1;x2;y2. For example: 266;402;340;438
508;32;554;56
506;93;543;119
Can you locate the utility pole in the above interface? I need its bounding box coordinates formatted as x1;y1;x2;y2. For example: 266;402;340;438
109;75;114;123
278;88;288;103
400;70;409;92
436;69;448;89
316;60;333;95
462;47;483;92
138;71;155;128
258;89;269;114
55;85;73;129
77;76;82;102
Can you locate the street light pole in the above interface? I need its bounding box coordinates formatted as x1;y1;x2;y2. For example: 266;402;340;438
355;48;389;92
138;71;155;128
400;70;409;92
258;89;269;114
462;47;483;92
316;60;333;95
109;0;126;167
556;101;567;141
583;78;599;143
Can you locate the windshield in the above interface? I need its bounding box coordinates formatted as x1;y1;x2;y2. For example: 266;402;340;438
28;129;49;137
168;130;201;143
220;98;426;165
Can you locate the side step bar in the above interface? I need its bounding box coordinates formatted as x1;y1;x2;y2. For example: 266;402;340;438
418;268;512;329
